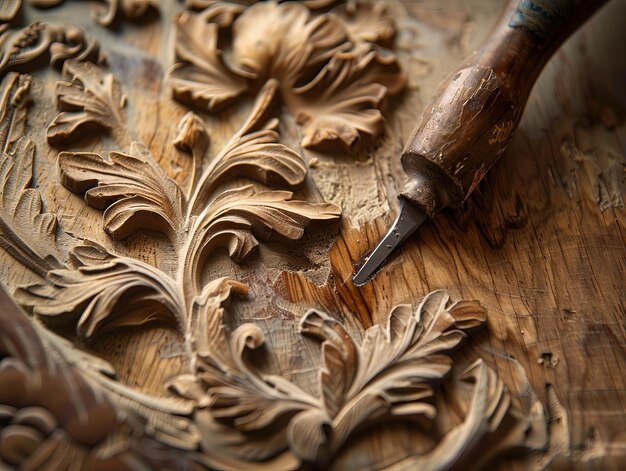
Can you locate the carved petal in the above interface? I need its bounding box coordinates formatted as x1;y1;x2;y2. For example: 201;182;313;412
191;185;340;264
47;60;127;146
16;241;183;338
0;73;60;278
289;45;406;152
230;1;348;84
58;142;185;240
298;291;486;457
170;11;247;112
174;111;210;155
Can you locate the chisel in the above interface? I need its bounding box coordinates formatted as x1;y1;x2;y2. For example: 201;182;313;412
353;0;610;286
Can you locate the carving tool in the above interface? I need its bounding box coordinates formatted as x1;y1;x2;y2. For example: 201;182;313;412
353;0;609;285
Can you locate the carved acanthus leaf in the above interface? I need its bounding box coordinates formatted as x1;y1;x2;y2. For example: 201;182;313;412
0;72;61;278
290;45;405;152
170;11;247;112
58;141;185;240
172;283;321;462
176;290;533;467
170;1;406;152
0;22;103;76
295;290;487;457
47;60;127;147
16;240;183;338
189;80;307;210
190;185;341;264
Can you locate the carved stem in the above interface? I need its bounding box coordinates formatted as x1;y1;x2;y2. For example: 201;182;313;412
186;80;279;217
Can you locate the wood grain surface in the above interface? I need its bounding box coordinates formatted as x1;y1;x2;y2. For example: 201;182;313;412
0;0;624;469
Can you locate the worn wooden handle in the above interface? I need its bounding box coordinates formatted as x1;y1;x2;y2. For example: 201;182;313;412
400;0;609;218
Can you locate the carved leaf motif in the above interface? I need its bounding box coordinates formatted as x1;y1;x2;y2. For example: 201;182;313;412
389;360;515;471
170;11;247;112
210;124;307;188
348;291;486;400
230;1;348;84
296;290;487;457
189;80;307;210
195;321;320;438
16;241;183;338
191;185;341;264
289;46;405;152
297;310;357;419
0;72;60;278
47;60;127;146
58;141;185;240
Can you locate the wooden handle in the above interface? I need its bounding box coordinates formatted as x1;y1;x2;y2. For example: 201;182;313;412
400;0;609;218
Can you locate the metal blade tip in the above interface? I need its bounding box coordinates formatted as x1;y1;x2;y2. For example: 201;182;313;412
352;199;427;286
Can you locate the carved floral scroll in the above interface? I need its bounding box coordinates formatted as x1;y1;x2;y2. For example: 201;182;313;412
0;0;594;469
169;0;406;152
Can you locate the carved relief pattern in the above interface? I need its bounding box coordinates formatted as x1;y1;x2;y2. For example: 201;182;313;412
170;0;406;152
0;2;562;470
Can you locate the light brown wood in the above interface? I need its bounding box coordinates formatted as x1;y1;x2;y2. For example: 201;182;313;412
0;1;624;470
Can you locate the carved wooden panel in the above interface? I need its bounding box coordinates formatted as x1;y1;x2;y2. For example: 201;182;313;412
0;1;624;469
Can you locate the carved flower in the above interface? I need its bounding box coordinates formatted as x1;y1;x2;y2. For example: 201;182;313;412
170;0;406;152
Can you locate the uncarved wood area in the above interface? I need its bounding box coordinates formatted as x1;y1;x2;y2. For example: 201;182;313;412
0;0;624;469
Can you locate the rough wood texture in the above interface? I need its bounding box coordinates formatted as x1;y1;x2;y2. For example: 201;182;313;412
0;1;624;470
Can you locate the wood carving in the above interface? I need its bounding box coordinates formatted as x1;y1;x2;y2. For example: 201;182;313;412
0;0;624;470
169;1;406;152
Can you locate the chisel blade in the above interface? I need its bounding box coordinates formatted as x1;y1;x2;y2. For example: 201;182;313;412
353;198;428;286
